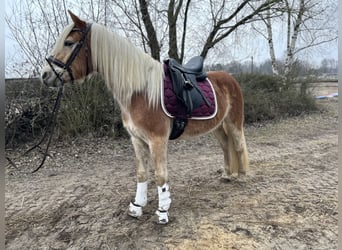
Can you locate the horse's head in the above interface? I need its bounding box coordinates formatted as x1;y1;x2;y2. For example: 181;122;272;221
41;11;93;87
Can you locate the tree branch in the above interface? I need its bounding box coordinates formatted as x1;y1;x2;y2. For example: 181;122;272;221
201;0;280;58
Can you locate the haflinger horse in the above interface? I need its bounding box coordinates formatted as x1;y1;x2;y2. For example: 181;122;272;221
41;11;249;224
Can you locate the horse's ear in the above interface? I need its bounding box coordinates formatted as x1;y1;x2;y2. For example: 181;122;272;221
68;10;87;29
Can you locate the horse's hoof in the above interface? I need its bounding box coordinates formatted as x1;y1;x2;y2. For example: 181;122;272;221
128;202;143;218
220;177;231;183
220;173;233;182
155;210;169;224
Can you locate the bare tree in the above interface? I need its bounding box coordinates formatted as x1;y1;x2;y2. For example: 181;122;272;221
256;0;337;79
134;0;280;62
166;0;191;62
6;0;282;76
6;0;70;77
258;6;280;75
199;0;280;59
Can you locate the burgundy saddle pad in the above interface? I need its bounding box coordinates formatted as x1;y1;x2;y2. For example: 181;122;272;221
161;64;217;120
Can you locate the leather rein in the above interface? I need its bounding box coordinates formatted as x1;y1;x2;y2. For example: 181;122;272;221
26;23;92;173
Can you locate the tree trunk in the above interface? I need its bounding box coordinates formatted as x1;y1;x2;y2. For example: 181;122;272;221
167;0;182;62
138;0;160;61
284;0;305;82
265;8;279;75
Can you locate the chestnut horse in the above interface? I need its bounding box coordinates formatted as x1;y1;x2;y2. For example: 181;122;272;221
41;11;249;224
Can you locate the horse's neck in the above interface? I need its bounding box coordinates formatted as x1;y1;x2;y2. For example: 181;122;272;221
91;24;163;109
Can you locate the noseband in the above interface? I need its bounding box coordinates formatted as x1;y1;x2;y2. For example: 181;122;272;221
46;22;92;83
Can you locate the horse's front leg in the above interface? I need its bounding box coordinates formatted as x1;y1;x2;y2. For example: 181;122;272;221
128;136;150;218
150;137;171;224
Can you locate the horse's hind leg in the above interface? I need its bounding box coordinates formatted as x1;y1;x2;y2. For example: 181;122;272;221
213;120;249;179
213;125;233;178
223;119;249;176
128;136;150;218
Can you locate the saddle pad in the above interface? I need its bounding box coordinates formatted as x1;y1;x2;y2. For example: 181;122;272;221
161;64;217;120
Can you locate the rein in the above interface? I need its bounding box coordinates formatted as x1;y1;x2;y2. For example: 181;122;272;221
24;83;64;173
26;23;92;173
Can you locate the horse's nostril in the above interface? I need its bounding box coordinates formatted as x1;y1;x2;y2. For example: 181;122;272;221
42;72;48;80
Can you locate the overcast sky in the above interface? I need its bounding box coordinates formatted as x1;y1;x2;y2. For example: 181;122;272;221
5;0;338;78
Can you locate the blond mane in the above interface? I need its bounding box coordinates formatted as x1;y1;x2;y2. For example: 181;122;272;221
90;23;164;108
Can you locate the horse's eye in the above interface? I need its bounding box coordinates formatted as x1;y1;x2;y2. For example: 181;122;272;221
64;40;75;47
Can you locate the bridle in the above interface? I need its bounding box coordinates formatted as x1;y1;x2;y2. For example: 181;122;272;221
25;23;92;173
46;22;92;83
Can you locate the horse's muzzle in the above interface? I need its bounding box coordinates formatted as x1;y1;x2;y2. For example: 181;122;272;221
40;66;64;87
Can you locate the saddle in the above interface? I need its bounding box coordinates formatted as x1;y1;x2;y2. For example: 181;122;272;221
165;56;209;116
164;56;212;140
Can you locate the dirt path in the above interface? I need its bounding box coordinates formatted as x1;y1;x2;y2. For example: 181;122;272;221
5;99;338;250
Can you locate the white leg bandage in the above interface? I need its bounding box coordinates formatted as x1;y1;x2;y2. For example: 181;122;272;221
157;183;171;211
134;181;148;207
128;181;147;218
156;183;171;224
155;210;169;224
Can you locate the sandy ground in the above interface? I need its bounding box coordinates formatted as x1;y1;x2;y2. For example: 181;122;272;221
5;98;338;250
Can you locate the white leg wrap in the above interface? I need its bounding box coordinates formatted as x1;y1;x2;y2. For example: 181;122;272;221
155;210;169;224
134;182;148;207
128;182;147;218
157;183;171;211
128;202;143;218
156;183;171;224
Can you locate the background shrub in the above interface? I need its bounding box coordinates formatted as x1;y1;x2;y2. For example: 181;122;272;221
5;77;126;149
5;79;55;148
57;76;126;138
235;73;318;123
5;73;318;148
